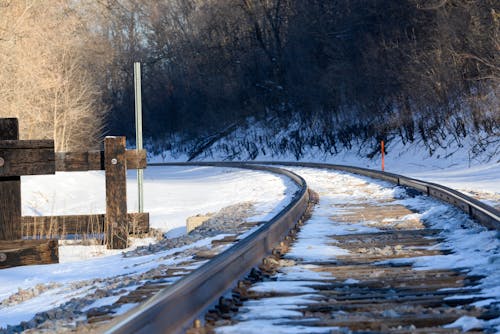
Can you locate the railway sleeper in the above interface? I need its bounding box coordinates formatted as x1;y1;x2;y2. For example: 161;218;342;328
304;276;482;291
278;310;485;330
329;231;443;242
316;289;482;301
309;271;472;283
334;249;454;262
330;238;443;248
301;298;483;312
388;328;482;334
328;229;443;240
310;264;468;276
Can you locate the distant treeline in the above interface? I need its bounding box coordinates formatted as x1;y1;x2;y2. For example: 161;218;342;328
1;1;498;151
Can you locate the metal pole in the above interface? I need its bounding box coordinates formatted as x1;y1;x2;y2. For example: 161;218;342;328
381;140;385;171
134;62;144;213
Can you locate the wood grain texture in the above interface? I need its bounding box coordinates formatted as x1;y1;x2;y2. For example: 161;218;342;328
0;118;21;240
105;137;128;249
0;143;55;176
0;140;54;149
0;239;58;269
55;149;146;171
55;151;104;171
21;213;149;238
125;149;147;169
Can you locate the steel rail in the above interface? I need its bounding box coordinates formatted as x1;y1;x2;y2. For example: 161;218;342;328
104;163;309;334
105;161;499;334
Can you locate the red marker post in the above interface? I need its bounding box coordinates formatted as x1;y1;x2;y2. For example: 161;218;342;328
381;140;385;171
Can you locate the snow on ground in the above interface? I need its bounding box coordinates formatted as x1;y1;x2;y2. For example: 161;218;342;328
0;236;213;329
148;132;499;207
216;167;500;333
0;166;298;331
407;164;500;209
379;192;500;331
2;140;498;332
335;152;500;209
22;166;295;238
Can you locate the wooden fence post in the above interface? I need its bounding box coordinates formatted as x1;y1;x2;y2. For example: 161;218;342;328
0;118;21;240
105;136;128;249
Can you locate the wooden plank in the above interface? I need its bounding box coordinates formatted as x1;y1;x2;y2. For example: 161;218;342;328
125;149;147;169
0;239;58;269
55;151;104;171
55;149;146;172
105;137;128;249
0;139;54;149
0;145;55;176
21;213;149;238
0;118;22;240
281;312;481;330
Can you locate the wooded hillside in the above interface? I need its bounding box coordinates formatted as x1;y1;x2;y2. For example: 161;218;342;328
1;0;498;155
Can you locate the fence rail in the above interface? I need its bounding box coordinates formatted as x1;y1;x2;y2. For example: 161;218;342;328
0;118;149;269
55;149;146;172
21;213;149;239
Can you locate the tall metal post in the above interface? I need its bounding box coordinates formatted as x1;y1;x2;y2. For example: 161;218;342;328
381;140;385;172
134;62;144;213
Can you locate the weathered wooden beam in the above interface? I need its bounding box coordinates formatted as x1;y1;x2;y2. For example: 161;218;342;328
0;118;22;240
105;137;129;249
55;151;104;171
0;140;55;177
0;239;58;269
55;149;146;172
125;149;147;170
21;213;149;238
0;140;54;149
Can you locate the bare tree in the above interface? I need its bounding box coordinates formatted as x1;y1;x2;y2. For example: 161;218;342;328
0;0;107;151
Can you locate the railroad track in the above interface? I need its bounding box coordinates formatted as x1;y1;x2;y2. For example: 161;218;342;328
100;162;499;334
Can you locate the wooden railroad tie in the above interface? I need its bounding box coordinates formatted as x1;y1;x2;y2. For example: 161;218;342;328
0;118;149;269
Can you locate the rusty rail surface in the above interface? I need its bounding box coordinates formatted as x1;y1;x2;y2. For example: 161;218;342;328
105;162;499;334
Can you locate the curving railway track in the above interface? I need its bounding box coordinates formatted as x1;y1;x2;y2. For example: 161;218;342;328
98;162;499;334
